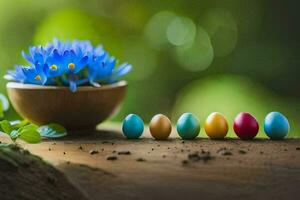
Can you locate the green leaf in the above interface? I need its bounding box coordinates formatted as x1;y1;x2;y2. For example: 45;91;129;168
10;120;30;131
38;123;67;138
18;124;39;133
10;120;22;126
18;129;41;143
0;120;12;134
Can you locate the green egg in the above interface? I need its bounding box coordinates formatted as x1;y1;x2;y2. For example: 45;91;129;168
177;113;200;140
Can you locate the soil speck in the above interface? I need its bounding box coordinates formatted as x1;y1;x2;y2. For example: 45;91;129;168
106;155;117;161
89;150;99;155
118;151;131;155
217;148;232;156
187;150;213;163
182;160;188;165
78;146;83;150
136;158;146;162
239;150;246;154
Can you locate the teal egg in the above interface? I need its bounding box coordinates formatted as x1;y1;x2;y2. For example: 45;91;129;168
264;112;290;140
122;114;144;139
177;113;200;140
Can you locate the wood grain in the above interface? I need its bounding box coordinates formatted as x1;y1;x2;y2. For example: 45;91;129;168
1;124;298;200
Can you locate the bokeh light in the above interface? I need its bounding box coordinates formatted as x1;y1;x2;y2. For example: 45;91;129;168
144;11;176;50
166;16;196;47
175;26;214;71
200;8;238;57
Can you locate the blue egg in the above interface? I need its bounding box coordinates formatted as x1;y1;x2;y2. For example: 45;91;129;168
122;114;144;139
177;113;200;140
264;112;290;140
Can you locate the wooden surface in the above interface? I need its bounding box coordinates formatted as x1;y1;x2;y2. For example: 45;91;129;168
2;124;300;200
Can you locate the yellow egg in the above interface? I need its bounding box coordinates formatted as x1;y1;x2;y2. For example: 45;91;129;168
205;112;228;139
149;114;172;140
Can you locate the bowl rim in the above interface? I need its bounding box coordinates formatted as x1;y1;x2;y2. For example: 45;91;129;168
7;80;127;91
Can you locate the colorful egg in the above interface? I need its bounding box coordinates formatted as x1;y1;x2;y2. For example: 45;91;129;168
149;114;172;140
122;114;144;139
264;112;290;140
205;112;228;139
233;112;259;139
177;113;200;140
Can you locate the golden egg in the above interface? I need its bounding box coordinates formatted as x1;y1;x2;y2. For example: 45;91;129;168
149;114;172;140
205;112;228;139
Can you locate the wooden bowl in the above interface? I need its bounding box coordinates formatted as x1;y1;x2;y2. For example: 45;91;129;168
7;81;127;131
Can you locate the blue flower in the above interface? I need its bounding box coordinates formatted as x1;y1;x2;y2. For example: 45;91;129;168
5;38;132;92
88;52;111;84
63;49;89;75
21;63;47;85
44;47;88;79
4;65;26;83
5;64;48;85
88;50;132;86
44;49;64;78
22;45;53;66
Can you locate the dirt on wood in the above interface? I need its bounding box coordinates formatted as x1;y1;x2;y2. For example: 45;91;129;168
0;144;88;200
53;138;300;200
1;126;300;200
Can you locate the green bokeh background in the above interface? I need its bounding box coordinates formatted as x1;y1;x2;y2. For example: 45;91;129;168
0;0;299;137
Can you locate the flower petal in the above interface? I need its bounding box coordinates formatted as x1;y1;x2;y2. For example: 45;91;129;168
113;63;132;77
69;80;77;92
22;51;33;63
78;56;88;68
